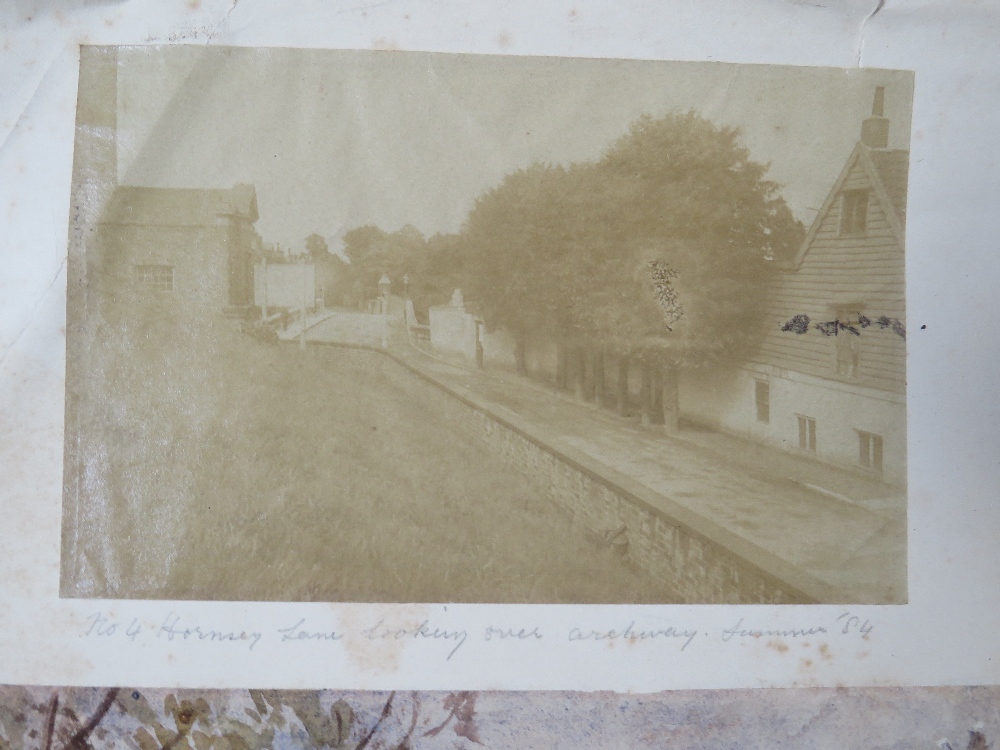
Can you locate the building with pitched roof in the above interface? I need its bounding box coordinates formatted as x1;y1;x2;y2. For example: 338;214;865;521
680;88;908;485
96;183;262;321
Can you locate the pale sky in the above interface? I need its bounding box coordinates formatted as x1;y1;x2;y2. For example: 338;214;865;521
114;47;913;252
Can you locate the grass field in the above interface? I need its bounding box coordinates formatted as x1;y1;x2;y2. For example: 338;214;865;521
71;322;679;603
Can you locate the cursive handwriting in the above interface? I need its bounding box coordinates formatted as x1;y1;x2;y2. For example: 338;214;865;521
361;618;468;660
721;618;827;643
837;611;874;637
485;626;543;641
569;621;698;651
277;618;343;642
84;612;142;641
158;613;263;650
79;611;874;658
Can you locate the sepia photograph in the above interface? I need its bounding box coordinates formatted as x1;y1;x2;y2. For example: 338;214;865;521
60;46;911;605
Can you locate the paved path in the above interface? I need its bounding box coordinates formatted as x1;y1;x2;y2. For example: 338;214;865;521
276;309;338;341
302;312;906;603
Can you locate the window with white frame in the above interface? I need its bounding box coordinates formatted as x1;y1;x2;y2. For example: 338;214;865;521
754;379;770;423
797;415;816;452
858;430;884;473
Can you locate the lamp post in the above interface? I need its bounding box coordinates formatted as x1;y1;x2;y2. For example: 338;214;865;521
378;273;391;349
299;254;308;350
260;255;268;322
402;273;410;328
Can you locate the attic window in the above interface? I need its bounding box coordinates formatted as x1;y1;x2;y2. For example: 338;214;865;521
840;190;869;235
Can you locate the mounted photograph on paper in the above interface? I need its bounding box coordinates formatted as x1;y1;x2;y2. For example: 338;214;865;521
61;46;912;604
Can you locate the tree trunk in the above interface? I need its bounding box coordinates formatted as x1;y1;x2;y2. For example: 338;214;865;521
514;332;527;375
616;355;630;417
662;365;680;432
640;363;654;425
593;350;606;407
583;349;597;402
651;364;665;425
574;348;587;401
556;343;568;389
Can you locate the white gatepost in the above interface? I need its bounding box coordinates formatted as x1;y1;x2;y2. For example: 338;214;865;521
260;256;269;321
299;256;307;350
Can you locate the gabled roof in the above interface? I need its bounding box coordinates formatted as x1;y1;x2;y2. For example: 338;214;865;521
229;183;260;222
101;184;259;227
786;142;909;270
868;149;909;221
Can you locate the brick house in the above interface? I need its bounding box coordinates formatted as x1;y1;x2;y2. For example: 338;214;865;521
96;183;261;321
680;88;908;485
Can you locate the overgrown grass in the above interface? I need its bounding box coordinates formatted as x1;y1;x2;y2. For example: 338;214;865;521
75;321;679;603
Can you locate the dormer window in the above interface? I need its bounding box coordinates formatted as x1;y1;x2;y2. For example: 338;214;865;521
840;190;869;235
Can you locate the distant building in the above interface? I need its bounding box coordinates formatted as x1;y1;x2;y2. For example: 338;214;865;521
681;87;908;485
96;183;262;321
254;260;316;311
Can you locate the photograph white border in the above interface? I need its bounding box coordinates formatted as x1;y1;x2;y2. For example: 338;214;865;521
0;0;997;691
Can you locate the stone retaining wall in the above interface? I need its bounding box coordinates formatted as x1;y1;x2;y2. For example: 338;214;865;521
464;407;822;604
313;341;843;604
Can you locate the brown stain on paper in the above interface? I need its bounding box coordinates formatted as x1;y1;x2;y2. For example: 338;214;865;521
336;604;433;674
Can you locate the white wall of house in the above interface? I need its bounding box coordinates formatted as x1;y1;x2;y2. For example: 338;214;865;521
481;327;518;369
429;304;478;360
254;263;315;309
680;363;906;485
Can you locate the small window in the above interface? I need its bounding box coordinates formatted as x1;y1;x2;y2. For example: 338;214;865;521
840;190;869;235
755;380;770;423
136;264;174;291
858;431;884;473
797;415;816;452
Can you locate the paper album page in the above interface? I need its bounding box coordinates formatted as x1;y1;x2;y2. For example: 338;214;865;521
0;0;997;693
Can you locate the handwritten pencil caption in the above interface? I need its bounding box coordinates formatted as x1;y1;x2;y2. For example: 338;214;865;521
82;610;873;659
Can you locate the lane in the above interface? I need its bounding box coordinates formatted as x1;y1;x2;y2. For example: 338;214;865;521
386;341;906;602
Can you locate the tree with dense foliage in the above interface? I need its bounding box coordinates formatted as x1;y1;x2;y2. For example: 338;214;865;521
462;163;585;343
462;111;804;368
458;111;804;421
342;224;426;308
340;225;466;318
305;233;329;258
303;233;349;307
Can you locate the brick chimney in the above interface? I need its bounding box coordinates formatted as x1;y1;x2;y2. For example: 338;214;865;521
861;86;889;149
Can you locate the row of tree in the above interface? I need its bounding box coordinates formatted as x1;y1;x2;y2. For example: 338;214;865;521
287;110;804;425
460;112;805;370
337;111;804;375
